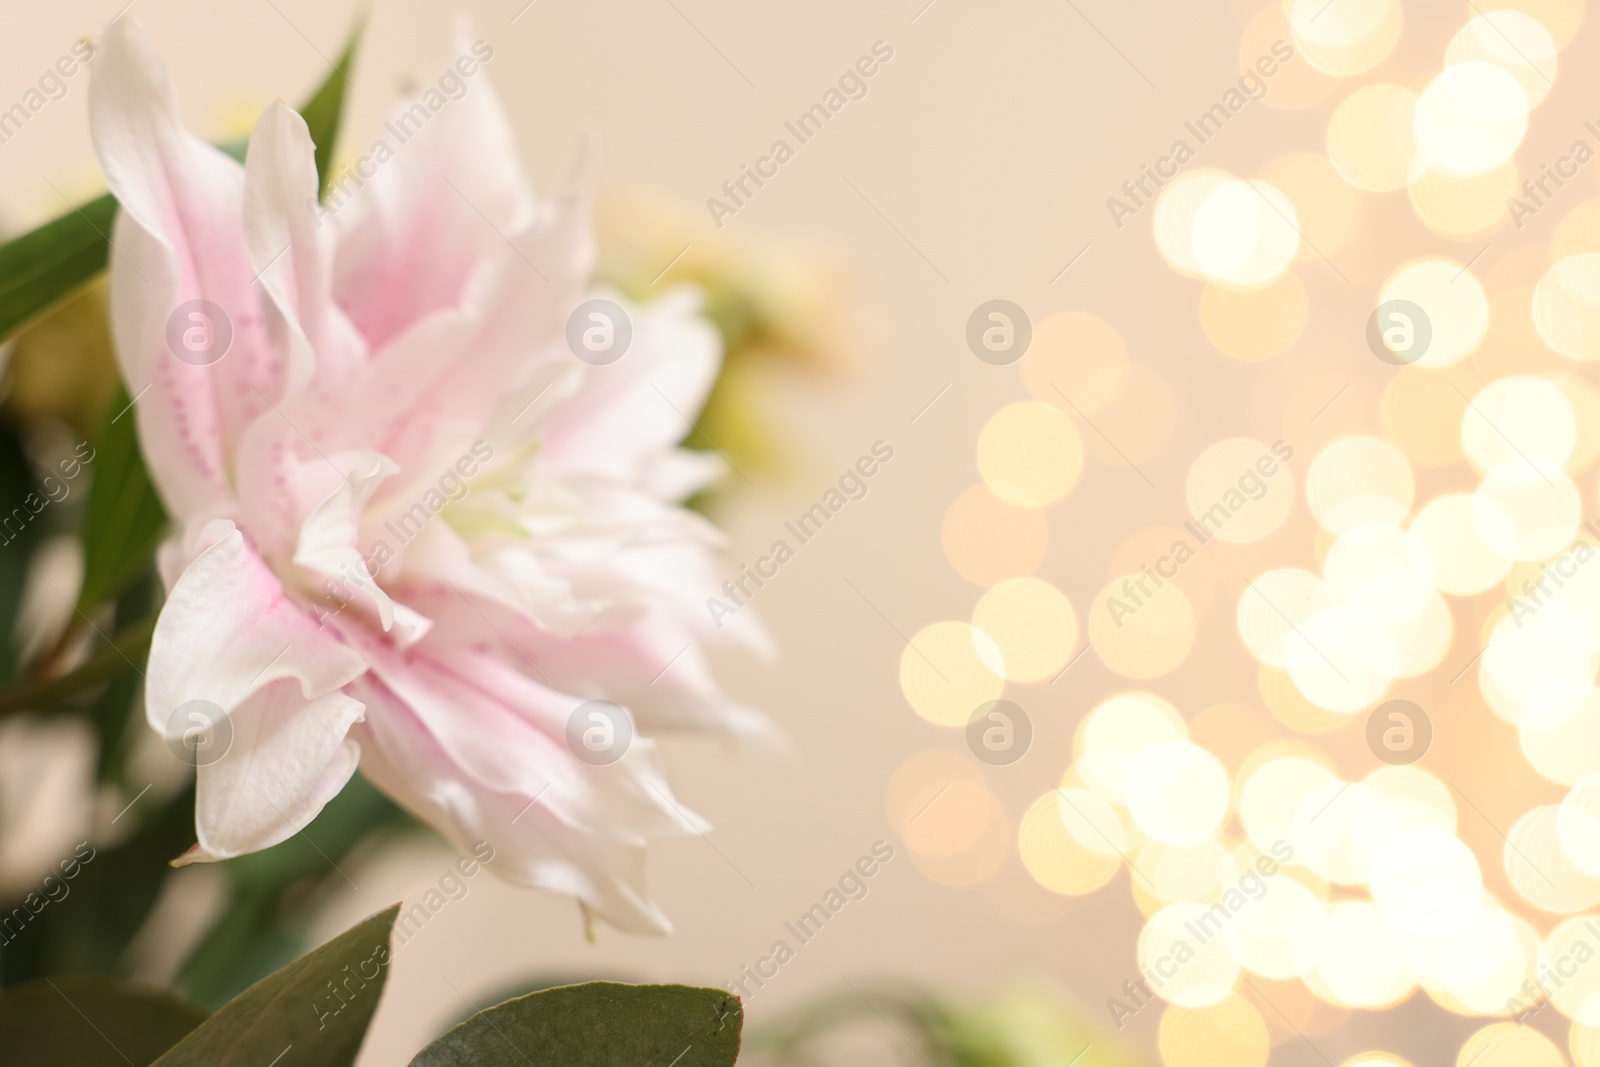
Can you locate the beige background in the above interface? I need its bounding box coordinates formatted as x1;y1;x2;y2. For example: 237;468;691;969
5;1;1599;1064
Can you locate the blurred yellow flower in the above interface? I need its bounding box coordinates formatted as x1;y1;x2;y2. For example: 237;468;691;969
935;982;1148;1067
596;185;866;496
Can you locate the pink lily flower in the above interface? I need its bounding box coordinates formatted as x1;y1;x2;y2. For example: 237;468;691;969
88;17;764;933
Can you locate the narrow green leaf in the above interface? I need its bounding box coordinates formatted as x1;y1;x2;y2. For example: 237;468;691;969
0;975;209;1066
153;905;399;1067
76;386;168;612
0;616;154;721
0;21;364;346
0;195;116;347
0;417;41;684
93;570;161;783
411;983;743;1067
300;18;366;196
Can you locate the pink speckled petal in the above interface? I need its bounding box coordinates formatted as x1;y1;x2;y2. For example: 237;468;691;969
91;18;286;518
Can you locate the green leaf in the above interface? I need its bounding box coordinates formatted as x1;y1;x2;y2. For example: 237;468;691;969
93;570;161;784
153;905;398;1067
0;616;155;721
0;974;209;1066
0;21;364;347
411;983;743;1067
76;386;168;612
0;195;118;345
176;773;414;1009
0;417;42;684
299;19;366;196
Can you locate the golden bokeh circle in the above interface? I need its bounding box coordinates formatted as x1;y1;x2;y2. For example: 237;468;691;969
977;401;1084;507
1089;575;1196;679
942;485;1049;586
886;751;1010;888
1379;258;1490;368
1077;692;1189;804
1480;0;1583;48
1200;272;1308;362
972;577;1077;683
1456;1022;1565;1067
1139;902;1243;1008
1243;4;1341;110
1287;0;1402;78
1157;995;1271;1067
1408;491;1515;595
1551;199;1600;261
1379;366;1474;466
1413;61;1530;176
1185;438;1297;544
1446;11;1558;107
1192;179;1301;288
899;620;1005;726
1018;791;1121;896
1312;900;1417;1008
1408;161;1518;241
1124;740;1232;846
1022;311;1129;415
1305;435;1414;534
1573;1021;1600;1067
1535;253;1600;361
1327;84;1419;192
1155;170;1234;279
1259;663;1352;733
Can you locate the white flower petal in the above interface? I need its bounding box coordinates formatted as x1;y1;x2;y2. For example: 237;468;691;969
294;453;400;630
147;524;366;733
182;684;365;863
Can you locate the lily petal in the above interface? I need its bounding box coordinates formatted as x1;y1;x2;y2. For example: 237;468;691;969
538;289;722;490
146;523;367;735
180;682;365;863
91;18;284;515
349;670;677;934
294;453;400;630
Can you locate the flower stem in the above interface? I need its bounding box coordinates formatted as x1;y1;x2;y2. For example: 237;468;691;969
0;616;155;719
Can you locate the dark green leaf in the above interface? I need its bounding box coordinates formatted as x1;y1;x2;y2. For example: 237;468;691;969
0;195;117;345
447;972;638;1027
176;773;414;1009
0;974;208;1066
0;615;155;721
94;570;161;784
76;385;168;612
299;19;366;196
0;22;364;347
154;905;398;1067
411;982;743;1067
0;417;41;684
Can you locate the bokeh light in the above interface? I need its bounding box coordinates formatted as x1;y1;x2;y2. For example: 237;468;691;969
1413;62;1530;176
977;401;1084;507
1328;84;1420;192
943;485;1049;585
899;621;1005;726
972;577;1077;683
